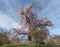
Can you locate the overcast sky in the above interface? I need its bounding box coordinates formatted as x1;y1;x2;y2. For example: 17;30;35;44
0;0;60;35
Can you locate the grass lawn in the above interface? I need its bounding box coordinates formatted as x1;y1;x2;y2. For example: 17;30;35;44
1;44;60;47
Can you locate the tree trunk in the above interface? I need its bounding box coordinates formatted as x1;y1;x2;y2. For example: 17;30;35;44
28;35;32;41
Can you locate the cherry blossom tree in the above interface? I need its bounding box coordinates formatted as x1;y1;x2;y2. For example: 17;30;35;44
16;3;53;43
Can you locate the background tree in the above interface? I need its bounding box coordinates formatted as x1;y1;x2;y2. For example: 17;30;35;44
0;32;10;46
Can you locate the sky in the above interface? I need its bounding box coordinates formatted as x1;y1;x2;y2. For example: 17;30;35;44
0;0;60;35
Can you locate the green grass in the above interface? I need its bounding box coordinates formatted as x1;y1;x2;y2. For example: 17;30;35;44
1;44;60;47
